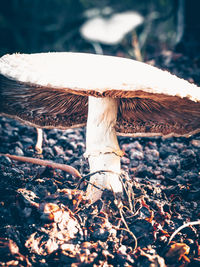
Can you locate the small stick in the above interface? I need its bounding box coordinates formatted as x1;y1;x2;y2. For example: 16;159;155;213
35;128;43;154
76;170;117;189
119;173;133;212
132;32;143;62
168;220;200;244
118;208;138;250
0;153;81;178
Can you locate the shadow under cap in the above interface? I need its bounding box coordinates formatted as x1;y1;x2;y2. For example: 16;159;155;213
1;75;200;138
0;52;200;137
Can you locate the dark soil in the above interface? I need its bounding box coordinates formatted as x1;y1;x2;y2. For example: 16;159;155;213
0;52;200;266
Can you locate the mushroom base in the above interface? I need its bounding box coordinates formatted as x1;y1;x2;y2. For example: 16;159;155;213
85;96;124;203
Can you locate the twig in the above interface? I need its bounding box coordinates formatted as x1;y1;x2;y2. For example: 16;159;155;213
168;220;200;245
116;227;137;249
0;153;81;178
132;31;143;62
76;170;117;189
35;128;43;154
83;180;104;191
119;173;133;212
118;207;138;250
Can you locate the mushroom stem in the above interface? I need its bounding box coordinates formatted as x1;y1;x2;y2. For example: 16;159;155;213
35;128;43;154
91;42;103;55
85;96;124;202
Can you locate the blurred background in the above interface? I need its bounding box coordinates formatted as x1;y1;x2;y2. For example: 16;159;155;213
0;0;177;60
0;0;200;60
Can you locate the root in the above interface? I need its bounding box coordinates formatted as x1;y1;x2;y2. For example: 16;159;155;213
168;220;200;244
0;153;81;178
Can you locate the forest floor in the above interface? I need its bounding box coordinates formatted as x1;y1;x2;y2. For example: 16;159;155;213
0;50;200;266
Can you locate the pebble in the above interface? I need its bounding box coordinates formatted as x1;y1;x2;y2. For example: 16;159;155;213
22;137;33;144
130;150;144;161
144;149;159;163
0;156;12;166
67;134;80;140
43;147;54;157
147;141;158;149
91;228;109;241
48;129;60;139
67;141;77;150
170;142;185;150
122;141;143;152
191;139;200;148
121;157;130;165
182;172;199;181
162;167;175;178
159;144;176;159
77;142;85;154
14;146;24;156
180;149;197;170
5;125;19;132
14;141;24;149
175;175;186;184
53;146;65;156
48;138;57;147
135;164;154;178
12;167;24;176
57;136;68;146
164;155;181;170
65;150;74;157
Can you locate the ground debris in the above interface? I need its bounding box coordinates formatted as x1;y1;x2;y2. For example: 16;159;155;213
1;51;200;266
165;243;190;264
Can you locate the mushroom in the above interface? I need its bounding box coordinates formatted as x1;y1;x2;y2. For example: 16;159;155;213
80;10;143;54
0;52;200;202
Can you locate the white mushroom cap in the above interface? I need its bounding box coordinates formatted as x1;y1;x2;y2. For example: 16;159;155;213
0;52;200;137
0;52;199;101
80;11;144;45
